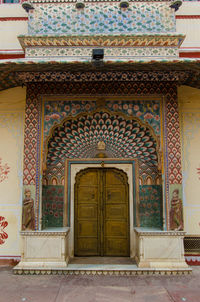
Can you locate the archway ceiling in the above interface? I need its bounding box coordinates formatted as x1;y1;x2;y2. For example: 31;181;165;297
47;111;158;166
1;59;200;91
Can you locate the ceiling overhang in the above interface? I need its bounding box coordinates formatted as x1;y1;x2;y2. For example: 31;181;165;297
1;58;200;91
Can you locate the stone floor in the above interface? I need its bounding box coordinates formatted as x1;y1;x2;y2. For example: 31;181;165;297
0;265;200;302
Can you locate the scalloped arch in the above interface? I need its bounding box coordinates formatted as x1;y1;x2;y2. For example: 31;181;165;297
45;109;159;167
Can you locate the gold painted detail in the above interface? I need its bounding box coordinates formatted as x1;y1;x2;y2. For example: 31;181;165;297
18;34;185;50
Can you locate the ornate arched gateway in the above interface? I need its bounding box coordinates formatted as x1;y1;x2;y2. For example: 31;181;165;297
42;108;162;233
17;90;188;272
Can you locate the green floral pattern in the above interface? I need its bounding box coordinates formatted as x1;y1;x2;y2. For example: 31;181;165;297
139;185;162;228
29;3;175;35
42;185;64;228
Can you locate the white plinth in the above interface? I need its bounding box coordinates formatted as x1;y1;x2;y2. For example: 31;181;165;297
134;228;189;269
14;228;70;269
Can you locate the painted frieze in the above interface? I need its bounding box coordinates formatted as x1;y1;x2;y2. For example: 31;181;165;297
44;99;161;140
25;46;178;59
28;3;175;35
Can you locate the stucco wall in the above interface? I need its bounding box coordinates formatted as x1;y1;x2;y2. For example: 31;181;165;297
176;2;200;49
0;87;26;258
0;4;27;51
179;85;200;235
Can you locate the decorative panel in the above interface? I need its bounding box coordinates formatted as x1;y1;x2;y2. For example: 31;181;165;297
28;2;175;35
42;185;64;228
139;185;162;228
24;81;181;230
46;110;158;166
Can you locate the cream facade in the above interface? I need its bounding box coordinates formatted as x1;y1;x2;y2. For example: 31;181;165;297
0;87;25;259
0;0;200;272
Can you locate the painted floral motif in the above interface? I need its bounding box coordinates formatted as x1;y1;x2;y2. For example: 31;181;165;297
0;158;10;183
139;185;162;228
42;185;64;228
28;3;175;35
26;47;178;59
106;100;160;135
0;216;8;245
44;100;96;138
44;99;160;139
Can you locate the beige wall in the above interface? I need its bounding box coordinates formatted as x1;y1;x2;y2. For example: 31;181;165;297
176;3;200;49
0;87;26;257
0;4;27;51
179;85;200;235
0;3;199;51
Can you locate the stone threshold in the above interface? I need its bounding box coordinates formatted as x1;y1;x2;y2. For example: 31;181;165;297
13;264;192;276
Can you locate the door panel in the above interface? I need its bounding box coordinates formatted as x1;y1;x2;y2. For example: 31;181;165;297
74;168;129;256
105;221;127;237
104;169;129;256
77;238;99;255
78;204;97;219
105;204;127;219
105;187;126;203
104;238;129;256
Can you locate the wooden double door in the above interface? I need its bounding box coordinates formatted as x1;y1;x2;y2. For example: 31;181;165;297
74;168;129;256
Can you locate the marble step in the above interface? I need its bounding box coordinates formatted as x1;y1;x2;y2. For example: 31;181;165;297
13;263;192;276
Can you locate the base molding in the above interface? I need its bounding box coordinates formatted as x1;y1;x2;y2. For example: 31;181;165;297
134;228;189;269
16;228;70;269
13;266;192;276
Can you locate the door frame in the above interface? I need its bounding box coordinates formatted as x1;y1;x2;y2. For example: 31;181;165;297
65;159;139;259
74;167;130;257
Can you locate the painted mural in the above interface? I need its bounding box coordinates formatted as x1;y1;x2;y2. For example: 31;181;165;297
169;186;183;231
42;185;64;228
0;158;10;183
44;99;161;140
24;81;181;231
43;99;162;227
139;185;162;228
46;110;158;165
28;2;175;35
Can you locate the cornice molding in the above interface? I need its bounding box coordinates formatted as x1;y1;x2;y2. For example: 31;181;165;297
18;34;185;49
134;228;186;236
29;0;172;3
20;228;69;236
16;70;190;83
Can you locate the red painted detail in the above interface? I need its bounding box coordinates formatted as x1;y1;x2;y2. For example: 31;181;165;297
176;15;200;19
179;52;200;58
186;259;200;266
0;17;28;21
0;158;10;183
0;53;25;59
0;259;20;266
0;217;8;245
